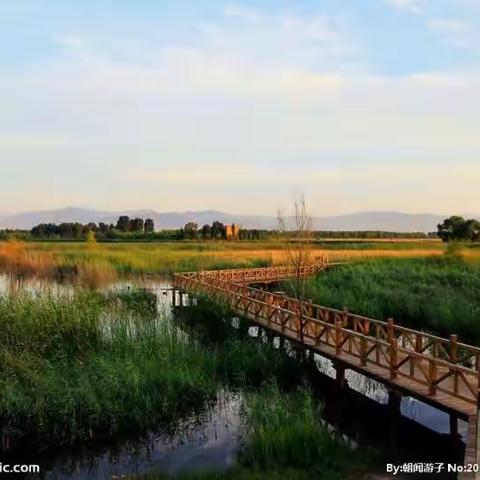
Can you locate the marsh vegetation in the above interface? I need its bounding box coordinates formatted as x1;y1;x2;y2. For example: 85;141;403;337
301;256;480;344
1;238;479;478
0;286;371;479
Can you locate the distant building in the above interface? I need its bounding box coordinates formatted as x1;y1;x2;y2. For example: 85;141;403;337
225;223;240;240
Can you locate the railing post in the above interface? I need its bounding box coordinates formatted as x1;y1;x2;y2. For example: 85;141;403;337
428;358;437;395
449;334;458;393
410;335;422;377
390;338;398;379
342;307;348;327
335;320;342;355
360;335;367;366
387;318;394;342
363;319;370;336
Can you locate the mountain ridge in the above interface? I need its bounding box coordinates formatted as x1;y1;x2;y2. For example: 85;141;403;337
0;207;460;232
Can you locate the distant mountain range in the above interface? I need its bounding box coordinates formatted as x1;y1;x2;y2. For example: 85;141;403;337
0;207;457;232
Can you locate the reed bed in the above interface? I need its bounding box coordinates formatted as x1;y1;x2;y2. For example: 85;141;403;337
303;256;480;345
0;290;218;449
239;384;359;478
5;239;480;283
0;290;368;478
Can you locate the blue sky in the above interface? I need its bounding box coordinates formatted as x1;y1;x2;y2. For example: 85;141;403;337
0;0;479;215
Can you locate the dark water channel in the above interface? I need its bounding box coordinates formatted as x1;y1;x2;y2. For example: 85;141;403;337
0;274;468;479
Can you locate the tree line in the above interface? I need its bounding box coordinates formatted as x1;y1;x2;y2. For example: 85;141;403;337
30;216;155;239
312;231;435;239
4;215;479;242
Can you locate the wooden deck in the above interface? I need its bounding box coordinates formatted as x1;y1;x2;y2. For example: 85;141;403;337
173;264;480;477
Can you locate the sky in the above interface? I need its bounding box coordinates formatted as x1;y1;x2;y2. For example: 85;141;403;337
0;0;479;216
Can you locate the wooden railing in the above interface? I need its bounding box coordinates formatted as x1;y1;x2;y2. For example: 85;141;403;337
174;266;480;414
193;263;328;284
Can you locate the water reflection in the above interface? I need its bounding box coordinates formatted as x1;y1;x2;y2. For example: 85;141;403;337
9;392;241;480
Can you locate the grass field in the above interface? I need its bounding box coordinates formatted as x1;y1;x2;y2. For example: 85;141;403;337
0;238;468;284
1;239;480;344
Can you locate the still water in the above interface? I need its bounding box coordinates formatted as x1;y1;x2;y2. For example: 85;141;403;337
0;274;468;479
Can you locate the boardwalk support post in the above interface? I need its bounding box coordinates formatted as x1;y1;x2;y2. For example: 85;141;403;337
335;363;346;389
387;389;402;414
449;414;458;438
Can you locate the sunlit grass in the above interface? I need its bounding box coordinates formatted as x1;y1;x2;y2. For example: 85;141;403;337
1;239;463;283
302;256;480;345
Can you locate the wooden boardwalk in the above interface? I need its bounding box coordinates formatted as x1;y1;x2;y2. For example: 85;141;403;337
174;264;480;477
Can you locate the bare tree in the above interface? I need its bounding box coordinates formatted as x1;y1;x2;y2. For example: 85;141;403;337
277;195;314;348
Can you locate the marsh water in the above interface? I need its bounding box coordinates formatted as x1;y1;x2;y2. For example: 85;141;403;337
0;274;468;479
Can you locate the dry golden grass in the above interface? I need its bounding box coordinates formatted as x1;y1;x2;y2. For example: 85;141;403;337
211;247;446;264
0;240;57;277
1;239;479;282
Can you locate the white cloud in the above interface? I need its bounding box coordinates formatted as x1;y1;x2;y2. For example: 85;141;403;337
427;17;472;48
384;0;426;15
1;4;479;214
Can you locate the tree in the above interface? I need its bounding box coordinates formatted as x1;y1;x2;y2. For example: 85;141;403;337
183;222;198;240
116;216;130;232
211;221;225;239
144;218;155;233
277;196;324;351
98;222;109;234
462;219;480;241
201;224;212;239
129;218;144;232
437;216;480;242
72;223;83;238
58;223;74;238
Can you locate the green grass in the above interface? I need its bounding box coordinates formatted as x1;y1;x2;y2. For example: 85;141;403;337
0;290;368;478
303;257;480;344
0;291;218;447
239;384;364;478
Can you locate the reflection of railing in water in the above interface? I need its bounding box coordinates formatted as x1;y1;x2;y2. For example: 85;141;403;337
174;264;480;479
